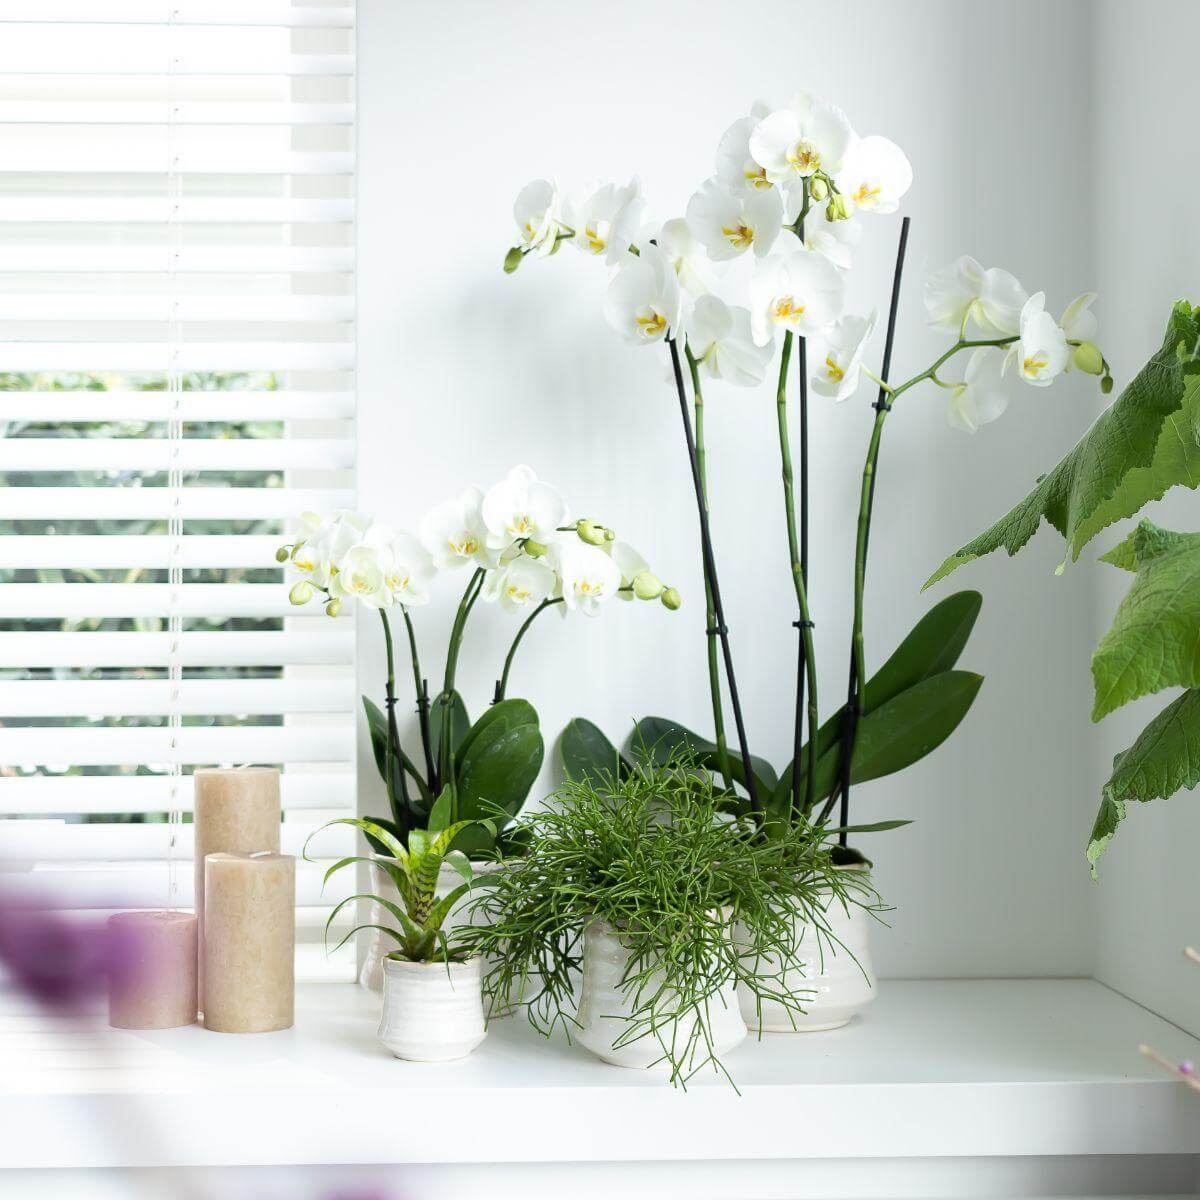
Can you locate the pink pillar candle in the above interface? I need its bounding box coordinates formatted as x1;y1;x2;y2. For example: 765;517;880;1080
107;911;197;1030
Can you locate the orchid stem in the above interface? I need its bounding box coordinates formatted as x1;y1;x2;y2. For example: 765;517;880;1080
379;609;411;836
439;568;485;805
401;606;435;792
495;597;563;702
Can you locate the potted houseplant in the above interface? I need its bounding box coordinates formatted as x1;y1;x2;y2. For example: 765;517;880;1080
307;806;493;1061
462;756;869;1085
926;301;1198;875
278;465;678;990
502;89;1105;1023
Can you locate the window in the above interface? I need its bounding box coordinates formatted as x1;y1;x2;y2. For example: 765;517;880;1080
0;1;357;979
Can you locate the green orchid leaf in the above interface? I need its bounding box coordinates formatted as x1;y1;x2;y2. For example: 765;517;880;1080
630;716;778;796
561;717;632;784
926;301;1200;588
1092;524;1200;720
457;699;538;766
362;694;431;809
454;722;544;853
830;844;873;869
824;819;914;834
430;689;471;772
1088;688;1200;875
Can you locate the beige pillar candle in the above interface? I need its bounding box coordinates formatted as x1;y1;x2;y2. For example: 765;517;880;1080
193;767;280;1005
107;911;197;1030
202;852;295;1033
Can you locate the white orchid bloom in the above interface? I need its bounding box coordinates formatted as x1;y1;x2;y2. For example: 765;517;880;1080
686;177;783;262
604;243;683;346
419;487;498;571
812;310;877;402
512;179;563;257
835;135;913;214
563;178;643;265
748;92;855;203
328;542;392;609
482;556;557;614
605;540;649;602
800;201;861;270
481;464;568;552
923;255;1027;336
946;348;1010;433
371;527;435;607
715;101;774;192
749;249;846;346
1008;291;1069;387
656;217;716;298
687;295;774;387
1061;292;1098;341
549;539;622;616
290;509;370;588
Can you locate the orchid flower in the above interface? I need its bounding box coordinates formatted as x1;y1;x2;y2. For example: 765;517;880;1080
1061;292;1098;342
482;555;557;614
549;539;622;615
749;92;855;204
512;179;564;258
800;201;861;271
328;542;392;609
375;528;436;607
946;348;1009;432
1008;292;1069;387
686;177;783;262
481;464;568;552
715;101;773;192
749;249;846;346
290;509;370;588
923;255;1027;336
419;487;499;571
687;295;774;387
835;135;913;214
563;179;643;265
655;217;715;298
812;310;877;402
604;244;684;346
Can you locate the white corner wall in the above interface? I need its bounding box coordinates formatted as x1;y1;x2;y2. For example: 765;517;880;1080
356;0;1105;980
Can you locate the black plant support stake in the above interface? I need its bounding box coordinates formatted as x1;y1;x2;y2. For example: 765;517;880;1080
668;336;760;815
791;225;810;821
835;216;911;845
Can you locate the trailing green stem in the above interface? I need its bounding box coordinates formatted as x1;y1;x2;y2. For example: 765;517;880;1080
685;345;733;794
495;596;563;701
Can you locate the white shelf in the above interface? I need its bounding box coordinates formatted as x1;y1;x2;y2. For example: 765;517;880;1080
2;978;1199;1170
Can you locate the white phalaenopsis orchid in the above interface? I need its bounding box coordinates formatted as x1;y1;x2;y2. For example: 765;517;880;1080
656;217;715;298
563;179;643;265
290;509;370;588
715;101;773;192
550;539;622;616
923;255;1027;336
749;92;855;200
604;243;684;346
481;464;568;551
513;179;563;258
1061;292;1098;342
946;348;1009;433
686;177;783;262
812;310;877;402
801;202;861;270
687;295;773;387
750;249;846;346
375;528;436;607
606;539;650;602
419;487;498;571
1008;292;1069;387
835;135;913;214
328;542;391;609
482;555;557;614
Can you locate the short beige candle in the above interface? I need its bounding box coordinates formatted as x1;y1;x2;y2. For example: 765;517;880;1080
193;767;280;1005
202;852;295;1034
107;911;197;1030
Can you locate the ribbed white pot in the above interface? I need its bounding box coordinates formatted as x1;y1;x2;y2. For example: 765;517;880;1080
737;873;876;1033
574;918;747;1071
377;956;486;1062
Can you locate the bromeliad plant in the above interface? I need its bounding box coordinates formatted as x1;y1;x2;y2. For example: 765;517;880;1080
926;301;1200;874
505;90;1110;858
279;464;677;856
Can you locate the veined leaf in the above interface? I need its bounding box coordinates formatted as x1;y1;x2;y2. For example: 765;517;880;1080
1088;688;1200;875
1091;523;1200;720
457;698;537;766
453;722;543;855
926;301;1200;588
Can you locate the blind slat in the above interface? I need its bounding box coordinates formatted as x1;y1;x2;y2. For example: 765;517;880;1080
0;534;284;568
0;391;354;421
0;439;355;471
0;197;354;220
0;55;354;77
0;583;348;619
0;631;354;668
0;725;354;766
0;4;355;26
0;247;353;273
0;773;353;814
0;488;355;519
0;343;355;371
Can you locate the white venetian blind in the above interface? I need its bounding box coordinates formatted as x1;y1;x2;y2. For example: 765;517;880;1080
0;1;358;979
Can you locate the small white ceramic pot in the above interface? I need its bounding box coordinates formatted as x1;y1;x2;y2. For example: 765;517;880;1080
737;872;876;1033
575;917;747;1071
377;956;486;1062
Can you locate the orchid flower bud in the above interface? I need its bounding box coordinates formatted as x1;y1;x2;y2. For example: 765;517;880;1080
325;598;342;618
523;539;548;558
809;176;829;202
503;246;524;274
826;193;854;222
1101;374;1114;395
632;571;664;601
660;587;682;611
577;519;608;547
1072;341;1105;376
289;580;313;606
275;546;290;563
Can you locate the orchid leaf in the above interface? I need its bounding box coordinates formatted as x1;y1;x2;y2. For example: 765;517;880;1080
561;717;633;784
630;716;778;796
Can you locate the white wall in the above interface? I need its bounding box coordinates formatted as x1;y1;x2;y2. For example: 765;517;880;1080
1090;0;1200;1033
356;0;1102;979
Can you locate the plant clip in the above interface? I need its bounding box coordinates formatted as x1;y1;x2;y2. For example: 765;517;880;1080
872;398;893;413
792;619;815;630
705;623;729;637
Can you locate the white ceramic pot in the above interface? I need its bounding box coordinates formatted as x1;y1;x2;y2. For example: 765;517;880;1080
377;956;486;1062
575;918;747;1071
737;872;876;1033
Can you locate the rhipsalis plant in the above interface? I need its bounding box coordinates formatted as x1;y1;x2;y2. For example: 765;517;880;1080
278;465;677;856
927;301;1200;873
502;91;1113;856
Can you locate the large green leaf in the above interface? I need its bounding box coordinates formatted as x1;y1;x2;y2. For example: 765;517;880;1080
453;722;544;854
430;689;471;769
560;717;631;784
629;716;779;795
457;698;537;766
1091;522;1200;720
925;301;1200;588
1087;688;1200;875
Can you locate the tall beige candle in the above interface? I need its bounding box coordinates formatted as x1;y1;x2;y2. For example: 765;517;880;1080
202;852;295;1033
193;767;280;1006
107;911;197;1030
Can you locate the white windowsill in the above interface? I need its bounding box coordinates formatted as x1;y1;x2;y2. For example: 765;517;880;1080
3;978;1199;1170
